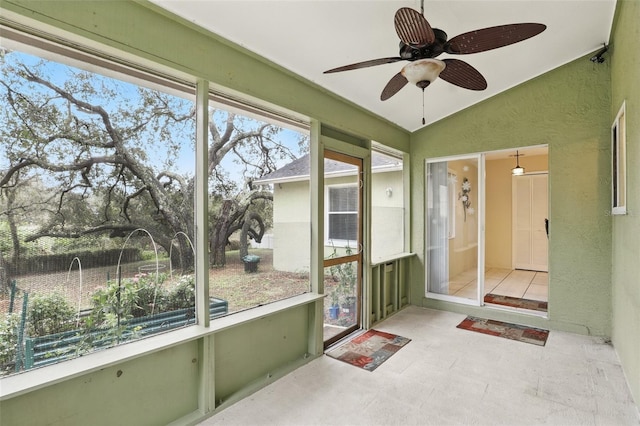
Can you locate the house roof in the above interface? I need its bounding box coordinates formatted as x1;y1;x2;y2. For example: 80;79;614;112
255;151;402;185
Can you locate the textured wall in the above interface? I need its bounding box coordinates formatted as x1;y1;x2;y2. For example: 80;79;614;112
1;343;201;425
410;52;612;335
610;0;640;406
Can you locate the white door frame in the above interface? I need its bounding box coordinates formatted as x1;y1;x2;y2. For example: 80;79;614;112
424;153;485;306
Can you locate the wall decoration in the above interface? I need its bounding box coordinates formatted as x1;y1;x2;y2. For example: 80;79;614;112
459;177;474;221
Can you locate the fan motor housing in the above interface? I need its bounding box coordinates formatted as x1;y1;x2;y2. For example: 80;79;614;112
399;28;448;60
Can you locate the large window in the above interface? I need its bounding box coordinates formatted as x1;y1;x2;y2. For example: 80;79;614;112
206;100;311;314
0;29;311;377
0;34;198;375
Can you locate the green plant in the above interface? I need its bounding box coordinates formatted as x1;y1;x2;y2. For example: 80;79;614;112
328;245;357;306
165;275;195;312
140;250;167;261
226;240;241;251
83;277;150;347
91;279;139;324
330;290;340;307
27;292;76;337
89;272;166;322
133;274;168;317
0;313;20;371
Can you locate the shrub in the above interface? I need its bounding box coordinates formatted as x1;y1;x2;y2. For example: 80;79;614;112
7;248;142;276
328;245;356;305
226;240;241;251
140;250;158;261
0;313;20;371
134;275;168;317
165;275;195;312
89;273;171;323
27;292;76;337
90;279;139;325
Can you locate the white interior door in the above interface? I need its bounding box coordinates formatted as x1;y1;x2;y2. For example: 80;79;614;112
513;173;548;272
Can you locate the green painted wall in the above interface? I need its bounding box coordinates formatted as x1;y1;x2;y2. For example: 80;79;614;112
1;343;201;425
409;53;613;335
610;0;640;405
214;305;309;402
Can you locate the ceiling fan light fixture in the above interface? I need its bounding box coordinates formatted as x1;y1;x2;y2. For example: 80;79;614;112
402;58;446;88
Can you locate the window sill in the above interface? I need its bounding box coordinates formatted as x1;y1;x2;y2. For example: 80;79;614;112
0;292;324;401
371;252;415;267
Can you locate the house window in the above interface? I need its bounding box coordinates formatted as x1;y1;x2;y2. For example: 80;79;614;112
612;101;627;215
327;185;358;243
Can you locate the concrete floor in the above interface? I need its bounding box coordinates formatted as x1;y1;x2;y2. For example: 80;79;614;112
200;306;639;425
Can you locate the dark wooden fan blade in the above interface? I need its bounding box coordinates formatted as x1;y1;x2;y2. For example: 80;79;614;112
380;72;408;101
445;23;546;54
440;59;487;90
394;7;435;47
324;57;403;73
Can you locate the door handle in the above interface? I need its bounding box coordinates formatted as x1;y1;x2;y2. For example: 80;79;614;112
545;218;549;238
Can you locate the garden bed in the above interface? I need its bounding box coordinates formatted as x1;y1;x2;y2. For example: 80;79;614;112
22;298;228;370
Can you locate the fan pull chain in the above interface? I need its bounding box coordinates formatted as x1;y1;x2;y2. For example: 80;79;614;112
422;89;426;125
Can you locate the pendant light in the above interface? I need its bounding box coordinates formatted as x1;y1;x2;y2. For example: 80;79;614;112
512;150;525;176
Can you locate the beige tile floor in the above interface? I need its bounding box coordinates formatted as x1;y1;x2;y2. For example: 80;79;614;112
450;268;548;303
200;306;639;426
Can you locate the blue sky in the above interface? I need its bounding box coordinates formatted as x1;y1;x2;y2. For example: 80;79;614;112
1;48;307;186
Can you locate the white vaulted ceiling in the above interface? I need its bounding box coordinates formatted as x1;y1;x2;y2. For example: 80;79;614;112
149;0;616;132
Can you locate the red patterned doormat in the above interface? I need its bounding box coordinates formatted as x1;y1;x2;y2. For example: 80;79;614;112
457;316;549;346
484;293;548;312
326;329;411;371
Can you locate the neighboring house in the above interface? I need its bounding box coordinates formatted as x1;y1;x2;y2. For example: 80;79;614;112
254;151;404;272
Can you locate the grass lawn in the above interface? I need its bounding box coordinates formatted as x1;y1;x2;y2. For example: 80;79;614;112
209;248;310;313
0;248;311;316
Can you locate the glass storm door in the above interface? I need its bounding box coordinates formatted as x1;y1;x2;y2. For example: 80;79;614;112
323;150;363;347
426;156;482;304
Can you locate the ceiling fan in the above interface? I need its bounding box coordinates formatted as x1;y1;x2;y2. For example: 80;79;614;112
324;6;546;124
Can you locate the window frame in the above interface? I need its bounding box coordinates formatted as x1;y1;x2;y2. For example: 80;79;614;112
325;183;359;247
612;101;627;215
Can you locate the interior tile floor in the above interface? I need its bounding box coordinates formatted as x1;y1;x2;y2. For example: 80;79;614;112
450;267;548;303
200;306;639;426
